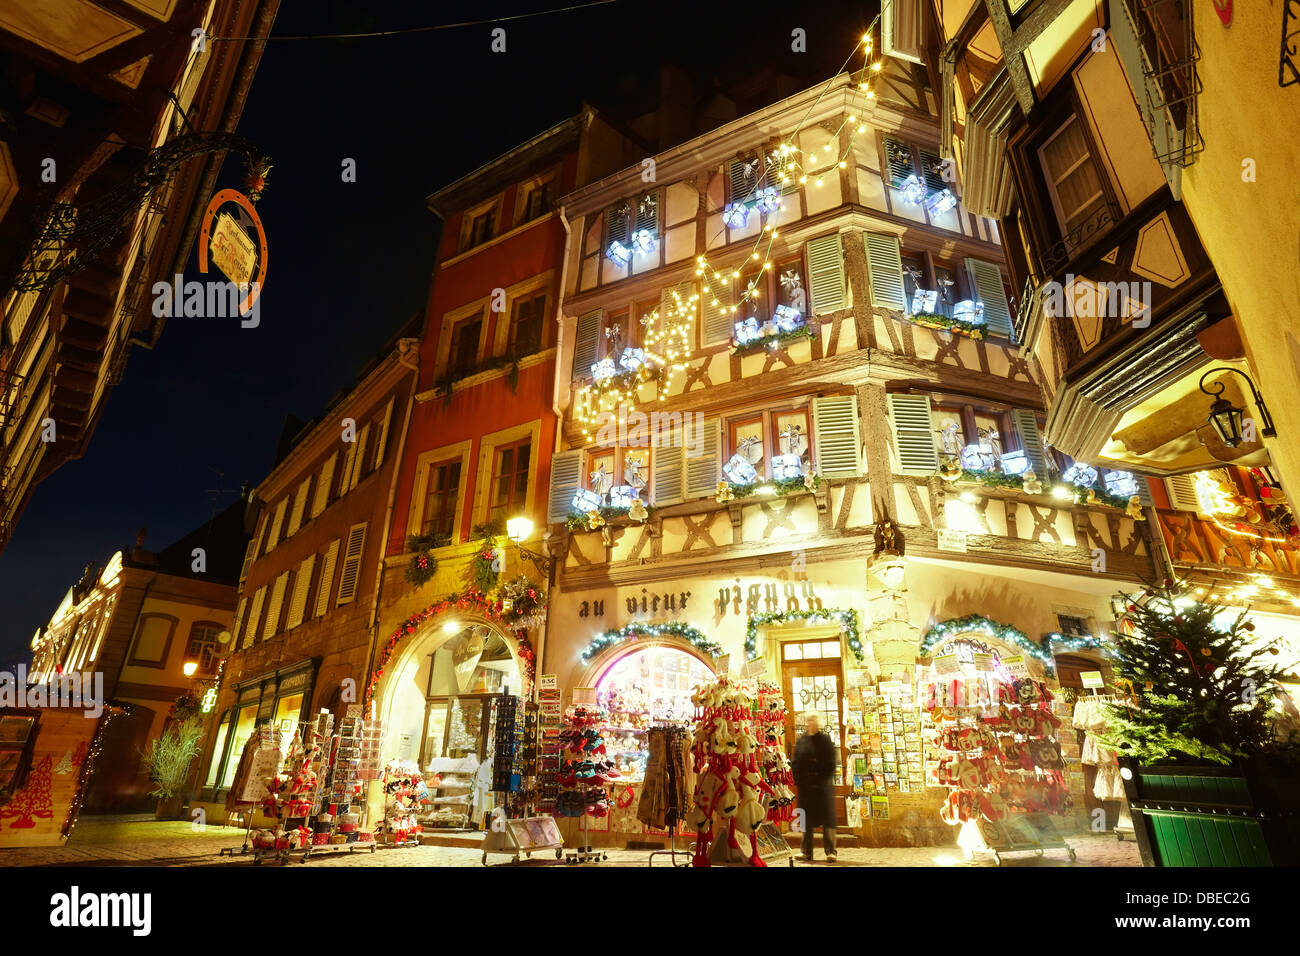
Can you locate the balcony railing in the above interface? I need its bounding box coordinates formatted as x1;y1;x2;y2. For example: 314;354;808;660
1039;199;1120;276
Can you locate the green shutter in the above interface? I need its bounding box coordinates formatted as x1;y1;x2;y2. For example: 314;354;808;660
888;393;939;475
654;445;684;506
1010;409;1049;479
965;257;1014;338
572;310;601;382
684;417;722;500
547;450;584;525
865;232;908;311
812;395;862;478
806;233;846;316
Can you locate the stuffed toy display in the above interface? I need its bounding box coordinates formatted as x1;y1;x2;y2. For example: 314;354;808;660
382;759;428;843
557;706;619;818
926;674;1072;833
755;680;795;822
688;676;773;867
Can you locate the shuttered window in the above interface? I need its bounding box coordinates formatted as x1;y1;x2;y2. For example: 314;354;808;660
285;555;315;630
311;453;336;518
264;498;287;554
811;395;863;478
806;234;846;316
315;540;339;618
635;191;659;237
654;445;685;506
660;280;695;340
336;523;367;606
864;233;908;311
1010;409;1049;479
883;137;917;187
888;393;940;475
243;587;265;649
919;149;948;193
729;156;760;202
547;450;584;525
684;418;722;500
1166;472;1216;512
262;571;288;642
373;397;395;470
238;539;256;585
348;423;371;489
338;440;358;501
572;310;601;383
231;597;247;647
964;258;1014;338
605;204;629;246
701;276;734;346
286;476;310;537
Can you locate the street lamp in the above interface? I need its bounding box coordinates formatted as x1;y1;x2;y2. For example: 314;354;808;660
182;660;198;678
507;513;552;575
1199;368;1276;448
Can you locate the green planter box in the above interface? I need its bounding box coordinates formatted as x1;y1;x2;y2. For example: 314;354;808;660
1119;757;1300;867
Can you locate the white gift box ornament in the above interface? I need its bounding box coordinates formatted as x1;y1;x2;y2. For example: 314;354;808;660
605;240;630;266
778;423;808;457
1063;463;1099;488
961;442;996;471
910;289;938;314
1104;470;1139;498
608;485;637;508
736;434;765;465
771;454;805;480
953;300;985;325
590;357;617;383
754;186;780;214
723;454;758;485
619;347;646;371
631;228;657;255
734;316;762;345
723;203;750;229
925;188;957;216
899;174;926;205
999;450;1029;476
571;488;602;513
773;304;803;332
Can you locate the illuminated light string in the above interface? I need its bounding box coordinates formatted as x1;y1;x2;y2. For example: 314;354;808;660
745;608;862;662
581;621;722;663
920;615;1061;671
573;23;886;433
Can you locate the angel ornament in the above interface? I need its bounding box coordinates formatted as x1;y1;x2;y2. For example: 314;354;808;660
779;270;807;316
939;419;963;457
624;454;648;492
589;462;613;498
604;322;624;356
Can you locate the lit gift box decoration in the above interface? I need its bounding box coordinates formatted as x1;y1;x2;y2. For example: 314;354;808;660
605;240;630;266
608;485;638;508
999;450;1029;476
771;453;805;480
619;347;646;371
734;316;762;346
1063;463;1099;488
754;186;780;214
961;442;997;471
899;174;926;205
773;304;803;332
952;300;985;326
590;358;617;383
631;228;657;256
723;454;759;485
1104;470;1139;498
925;188;957;216
910;289;938;314
723;203;750;229
571;488;603;513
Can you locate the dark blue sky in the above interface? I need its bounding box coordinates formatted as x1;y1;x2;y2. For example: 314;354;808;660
0;0;869;666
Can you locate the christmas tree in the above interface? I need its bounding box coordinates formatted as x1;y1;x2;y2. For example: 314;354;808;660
1098;582;1297;765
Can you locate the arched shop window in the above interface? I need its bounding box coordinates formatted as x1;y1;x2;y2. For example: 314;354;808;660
593;646;715;781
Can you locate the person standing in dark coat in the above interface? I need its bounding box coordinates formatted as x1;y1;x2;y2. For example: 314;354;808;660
792;713;837;862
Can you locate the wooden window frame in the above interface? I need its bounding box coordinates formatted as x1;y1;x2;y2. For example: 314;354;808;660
488;437;532;525
508;289;548;357
184;620;224;677
1037;113;1108;238
0;710;40;800
929;397;1022;459
449;311;485;378
724;403;812;481
409;440;472;543
473;422;541;526
515;170;558;225
459;196;503;253
421;457;464;540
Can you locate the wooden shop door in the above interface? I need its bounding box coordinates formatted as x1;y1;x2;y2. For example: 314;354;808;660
782;655;848;826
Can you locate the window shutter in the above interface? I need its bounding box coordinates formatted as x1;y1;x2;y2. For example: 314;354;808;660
311;453;336;517
1165;474;1201;511
262;571;288;641
812;395;863;479
286;555;315;630
883;137;917;187
661;280;695;339
572;310;601;382
348;423;371;490
1010;409;1049;479
265;498;287;553
238;539;256;585
231;597;247;646
373;397;395;469
701;277;734;345
684;417;722;500
243;587;265;649
605;204;629;245
653;445;684;507
729;157;759;202
964;258;1014;338
806;234;846;316
919;149;948;193
883;0;925;65
864;233;908;311
315;540;339;618
286;476;310;537
547;450;584;525
338;440;357;499
336;523;367;606
888;394;940;475
636;190;660;237
1135;476;1155;508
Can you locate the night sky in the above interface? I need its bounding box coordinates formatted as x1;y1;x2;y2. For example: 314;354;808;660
0;0;874;666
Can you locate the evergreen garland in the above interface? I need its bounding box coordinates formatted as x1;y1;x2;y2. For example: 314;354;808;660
581;621;722;663
745;608;861;661
405;532;449;586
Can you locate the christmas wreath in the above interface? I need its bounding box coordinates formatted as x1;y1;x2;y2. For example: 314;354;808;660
404;532;449;586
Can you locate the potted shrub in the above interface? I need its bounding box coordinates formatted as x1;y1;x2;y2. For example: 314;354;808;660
141;695;205;820
1098;582;1300;866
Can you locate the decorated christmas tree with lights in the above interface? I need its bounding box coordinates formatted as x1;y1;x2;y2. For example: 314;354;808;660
1099;582;1298;765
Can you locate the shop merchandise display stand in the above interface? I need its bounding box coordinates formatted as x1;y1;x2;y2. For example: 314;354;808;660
218;725;285;859
296;713;380;862
565;812;607;864
254;716;335;866
645;722;693;868
482;694;565;865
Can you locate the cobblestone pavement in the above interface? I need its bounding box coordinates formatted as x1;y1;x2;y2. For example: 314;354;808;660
2;816;1141;867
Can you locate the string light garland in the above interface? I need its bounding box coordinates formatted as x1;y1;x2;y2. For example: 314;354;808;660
581;621;722;663
61;703;127;841
920;615;1053;669
365;590;537;704
745;608;862;661
1043;632;1106;653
